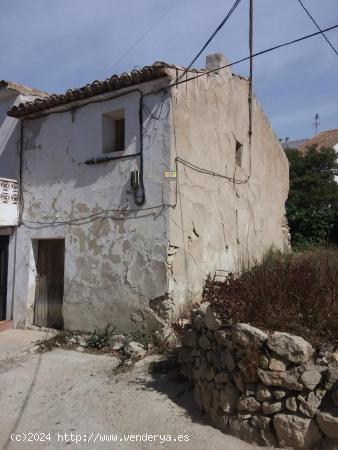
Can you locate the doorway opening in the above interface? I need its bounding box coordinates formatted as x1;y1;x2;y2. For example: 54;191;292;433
34;239;65;330
0;236;9;321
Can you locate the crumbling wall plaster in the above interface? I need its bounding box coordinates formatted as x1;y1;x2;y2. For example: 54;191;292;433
15;81;173;332
167;68;289;313
11;66;289;332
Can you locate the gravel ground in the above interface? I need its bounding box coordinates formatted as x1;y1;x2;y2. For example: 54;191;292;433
0;348;265;450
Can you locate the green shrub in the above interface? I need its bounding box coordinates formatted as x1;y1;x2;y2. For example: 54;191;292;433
285;145;338;247
86;325;116;350
203;248;338;347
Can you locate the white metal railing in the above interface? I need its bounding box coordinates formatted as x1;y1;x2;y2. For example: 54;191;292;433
0;177;18;226
0;177;18;204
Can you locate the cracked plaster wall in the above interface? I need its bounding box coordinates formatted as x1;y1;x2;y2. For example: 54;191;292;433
11;66;289;332
13;80;173;332
166;65;290;315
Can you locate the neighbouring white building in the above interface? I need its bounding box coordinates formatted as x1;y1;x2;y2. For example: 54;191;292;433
1;54;289;332
0;80;47;322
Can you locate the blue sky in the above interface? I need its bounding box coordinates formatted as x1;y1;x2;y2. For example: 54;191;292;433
1;0;337;139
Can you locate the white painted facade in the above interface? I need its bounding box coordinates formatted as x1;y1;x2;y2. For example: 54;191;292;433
0;91;21;229
0;177;18;226
2;56;290;332
0;85;46;320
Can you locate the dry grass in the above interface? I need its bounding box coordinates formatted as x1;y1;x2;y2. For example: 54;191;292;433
203;247;338;347
35;330;80;352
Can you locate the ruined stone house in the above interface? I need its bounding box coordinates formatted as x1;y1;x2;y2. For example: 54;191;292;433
0;54;289;332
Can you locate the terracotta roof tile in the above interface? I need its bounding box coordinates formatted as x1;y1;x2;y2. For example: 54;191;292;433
300;128;338;152
7;62;206;118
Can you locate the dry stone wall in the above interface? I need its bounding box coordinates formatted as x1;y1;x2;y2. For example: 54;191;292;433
178;303;338;450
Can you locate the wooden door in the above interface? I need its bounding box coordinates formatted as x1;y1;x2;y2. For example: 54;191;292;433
0;236;9;321
34;239;65;329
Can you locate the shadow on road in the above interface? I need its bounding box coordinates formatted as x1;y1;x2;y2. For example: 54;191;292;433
2;353;42;450
128;353;209;426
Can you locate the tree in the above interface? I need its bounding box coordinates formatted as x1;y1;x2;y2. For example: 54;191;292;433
285;145;338;247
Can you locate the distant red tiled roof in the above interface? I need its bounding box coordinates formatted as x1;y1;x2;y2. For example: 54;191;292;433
0;80;48;98
7;62;207;119
300;128;338;152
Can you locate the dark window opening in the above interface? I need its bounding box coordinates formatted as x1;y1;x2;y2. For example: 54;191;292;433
235;140;243;167
102;110;125;154
114;118;125;152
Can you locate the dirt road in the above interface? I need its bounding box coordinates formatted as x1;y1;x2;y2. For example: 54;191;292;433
0;348;264;450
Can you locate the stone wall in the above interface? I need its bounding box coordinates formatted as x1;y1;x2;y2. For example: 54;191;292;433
178;303;338;449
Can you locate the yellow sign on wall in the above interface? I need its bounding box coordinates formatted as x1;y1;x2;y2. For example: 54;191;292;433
164;170;177;179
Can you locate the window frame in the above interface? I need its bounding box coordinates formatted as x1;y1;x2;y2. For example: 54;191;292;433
101;109;126;154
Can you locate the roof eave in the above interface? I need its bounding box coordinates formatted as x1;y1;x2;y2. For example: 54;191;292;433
7;63;175;119
7;61;209;119
9;75;172;120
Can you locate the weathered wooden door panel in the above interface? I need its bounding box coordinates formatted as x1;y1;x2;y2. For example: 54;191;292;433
34;239;64;329
34;274;47;328
0;236;9;321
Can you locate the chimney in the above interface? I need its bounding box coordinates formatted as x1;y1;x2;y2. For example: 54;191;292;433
206;53;231;76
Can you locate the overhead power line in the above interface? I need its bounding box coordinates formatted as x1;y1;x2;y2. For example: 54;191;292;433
296;0;338;57
174;0;243;83
170;24;338;88
247;0;254;182
248;0;253;139
111;0;181;71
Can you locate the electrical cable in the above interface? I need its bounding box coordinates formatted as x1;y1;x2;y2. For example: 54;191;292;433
111;0;181;71
18;24;338;226
296;0;338;57
173;0;243;84
175;156;248;184
133;92;146;206
21;152;250;226
248;0;253;139
170;24;338;88
247;0;253;183
22;203;174;226
142;90;168;121
18;119;25;225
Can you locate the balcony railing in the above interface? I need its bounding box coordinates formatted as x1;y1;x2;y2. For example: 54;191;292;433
0;177;18;226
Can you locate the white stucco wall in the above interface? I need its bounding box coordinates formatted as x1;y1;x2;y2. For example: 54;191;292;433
0;91;39;179
0;91;36;321
0;92;21;181
14;80;173;331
